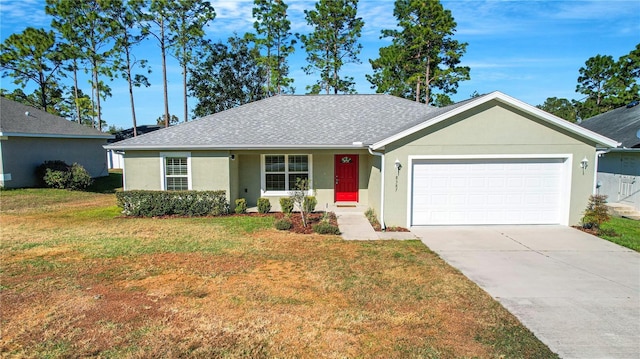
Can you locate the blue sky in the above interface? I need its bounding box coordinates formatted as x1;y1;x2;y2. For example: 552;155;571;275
1;0;639;130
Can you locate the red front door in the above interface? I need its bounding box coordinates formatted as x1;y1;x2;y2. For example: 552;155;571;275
335;154;359;202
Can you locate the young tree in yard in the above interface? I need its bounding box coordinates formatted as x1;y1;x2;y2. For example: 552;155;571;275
0;27;65;113
249;0;296;95
368;0;470;105
299;0;364;94
167;0;216;124
188;36;267;116
46;0;114;130
104;0;150;137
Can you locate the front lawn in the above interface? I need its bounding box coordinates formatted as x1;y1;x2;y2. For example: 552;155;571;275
0;189;557;358
600;217;640;251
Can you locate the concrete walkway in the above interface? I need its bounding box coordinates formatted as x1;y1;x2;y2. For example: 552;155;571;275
412;225;640;359
333;207;416;240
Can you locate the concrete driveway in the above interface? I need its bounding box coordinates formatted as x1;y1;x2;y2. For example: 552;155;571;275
412;225;640;359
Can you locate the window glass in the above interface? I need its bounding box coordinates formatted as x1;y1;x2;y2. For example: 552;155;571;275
165;157;188;190
265;155;285;172
263;155;310;193
288;155;308;172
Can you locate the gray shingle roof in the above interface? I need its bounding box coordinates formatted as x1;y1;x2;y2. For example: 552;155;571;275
578;103;640;148
105;94;474;150
0;97;112;138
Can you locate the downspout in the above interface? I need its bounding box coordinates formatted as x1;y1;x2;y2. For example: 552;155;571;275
593;149;609;194
368;146;386;230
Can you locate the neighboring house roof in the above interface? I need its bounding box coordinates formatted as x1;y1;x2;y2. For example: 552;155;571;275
105;91;618;150
578;102;640;148
0;97;112;139
109;125;163;143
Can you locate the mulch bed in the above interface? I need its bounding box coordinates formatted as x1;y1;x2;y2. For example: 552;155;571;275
274;212;339;234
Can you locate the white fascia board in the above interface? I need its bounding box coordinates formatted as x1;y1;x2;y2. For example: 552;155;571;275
103;144;370;151
372;91;620;150
0;132;114;140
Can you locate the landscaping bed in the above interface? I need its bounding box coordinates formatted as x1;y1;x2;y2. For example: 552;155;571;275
274;211;339;234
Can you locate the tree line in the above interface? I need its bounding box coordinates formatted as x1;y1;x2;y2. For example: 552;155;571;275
1;0;471;133
538;45;639;122
3;0;636;133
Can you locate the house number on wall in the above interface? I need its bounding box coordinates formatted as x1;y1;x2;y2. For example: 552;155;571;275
341;156;352;164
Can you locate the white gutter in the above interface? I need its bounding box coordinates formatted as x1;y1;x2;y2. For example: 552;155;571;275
368;146;386;230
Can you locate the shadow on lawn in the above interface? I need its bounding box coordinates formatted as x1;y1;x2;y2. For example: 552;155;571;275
87;170;123;194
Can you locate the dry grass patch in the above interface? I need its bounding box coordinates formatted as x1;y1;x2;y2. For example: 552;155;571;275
0;189;557;358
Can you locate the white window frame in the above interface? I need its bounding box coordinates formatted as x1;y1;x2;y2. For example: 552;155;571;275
160;152;192;190
260;154;313;196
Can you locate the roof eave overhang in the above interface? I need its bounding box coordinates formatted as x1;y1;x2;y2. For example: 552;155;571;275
371;91;620;150
0;132;114;140
103;144;371;151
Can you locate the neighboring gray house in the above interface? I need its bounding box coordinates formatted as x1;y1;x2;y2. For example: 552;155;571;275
106;92;618;228
0;97;113;188
579;102;640;211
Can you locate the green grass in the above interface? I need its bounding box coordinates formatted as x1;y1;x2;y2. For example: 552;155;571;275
87;170;123;193
600;217;640;251
1;188;558;358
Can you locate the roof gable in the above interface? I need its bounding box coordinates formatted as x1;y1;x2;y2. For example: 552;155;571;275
371;92;619;149
578;103;640;148
0;97;111;139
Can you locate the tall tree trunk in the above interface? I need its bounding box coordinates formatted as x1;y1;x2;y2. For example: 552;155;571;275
182;60;187;123
125;48;138;137
94;65;102;131
39;71;47;111
72;60;81;123
425;59;431;105
161;18;170;128
415;76;421;103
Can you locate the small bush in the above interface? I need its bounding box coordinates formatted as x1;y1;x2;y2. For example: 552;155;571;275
36;160;93;190
312;222;340;235
582;194;610;231
303;196;317;213
280;197;294;214
115;190;228;217
257;197;271;214
235;198;247;214
68;163;93;190
274;218;292;230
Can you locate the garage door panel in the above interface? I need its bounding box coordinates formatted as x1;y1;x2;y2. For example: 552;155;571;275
411;158;565;225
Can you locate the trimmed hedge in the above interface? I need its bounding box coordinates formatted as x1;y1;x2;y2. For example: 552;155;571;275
115;190;229;217
274;218;293;230
279;197;294;214
312;222;340;235
257;197;271;214
235;198;247;214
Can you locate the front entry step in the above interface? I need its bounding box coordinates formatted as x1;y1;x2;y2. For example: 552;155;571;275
605;203;640;220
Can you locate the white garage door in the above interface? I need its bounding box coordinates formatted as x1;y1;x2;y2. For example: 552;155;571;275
411;158;567;225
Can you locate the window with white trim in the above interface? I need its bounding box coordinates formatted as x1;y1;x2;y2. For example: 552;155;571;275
161;152;191;190
262;154;311;194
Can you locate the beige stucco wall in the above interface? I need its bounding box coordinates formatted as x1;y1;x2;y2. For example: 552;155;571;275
123;149;372;212
381;101;598;227
233;149;371;211
0;136;109;188
123;150;231;197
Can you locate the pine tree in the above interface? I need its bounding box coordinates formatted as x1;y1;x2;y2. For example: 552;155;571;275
367;0;469;105
299;0;364;94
